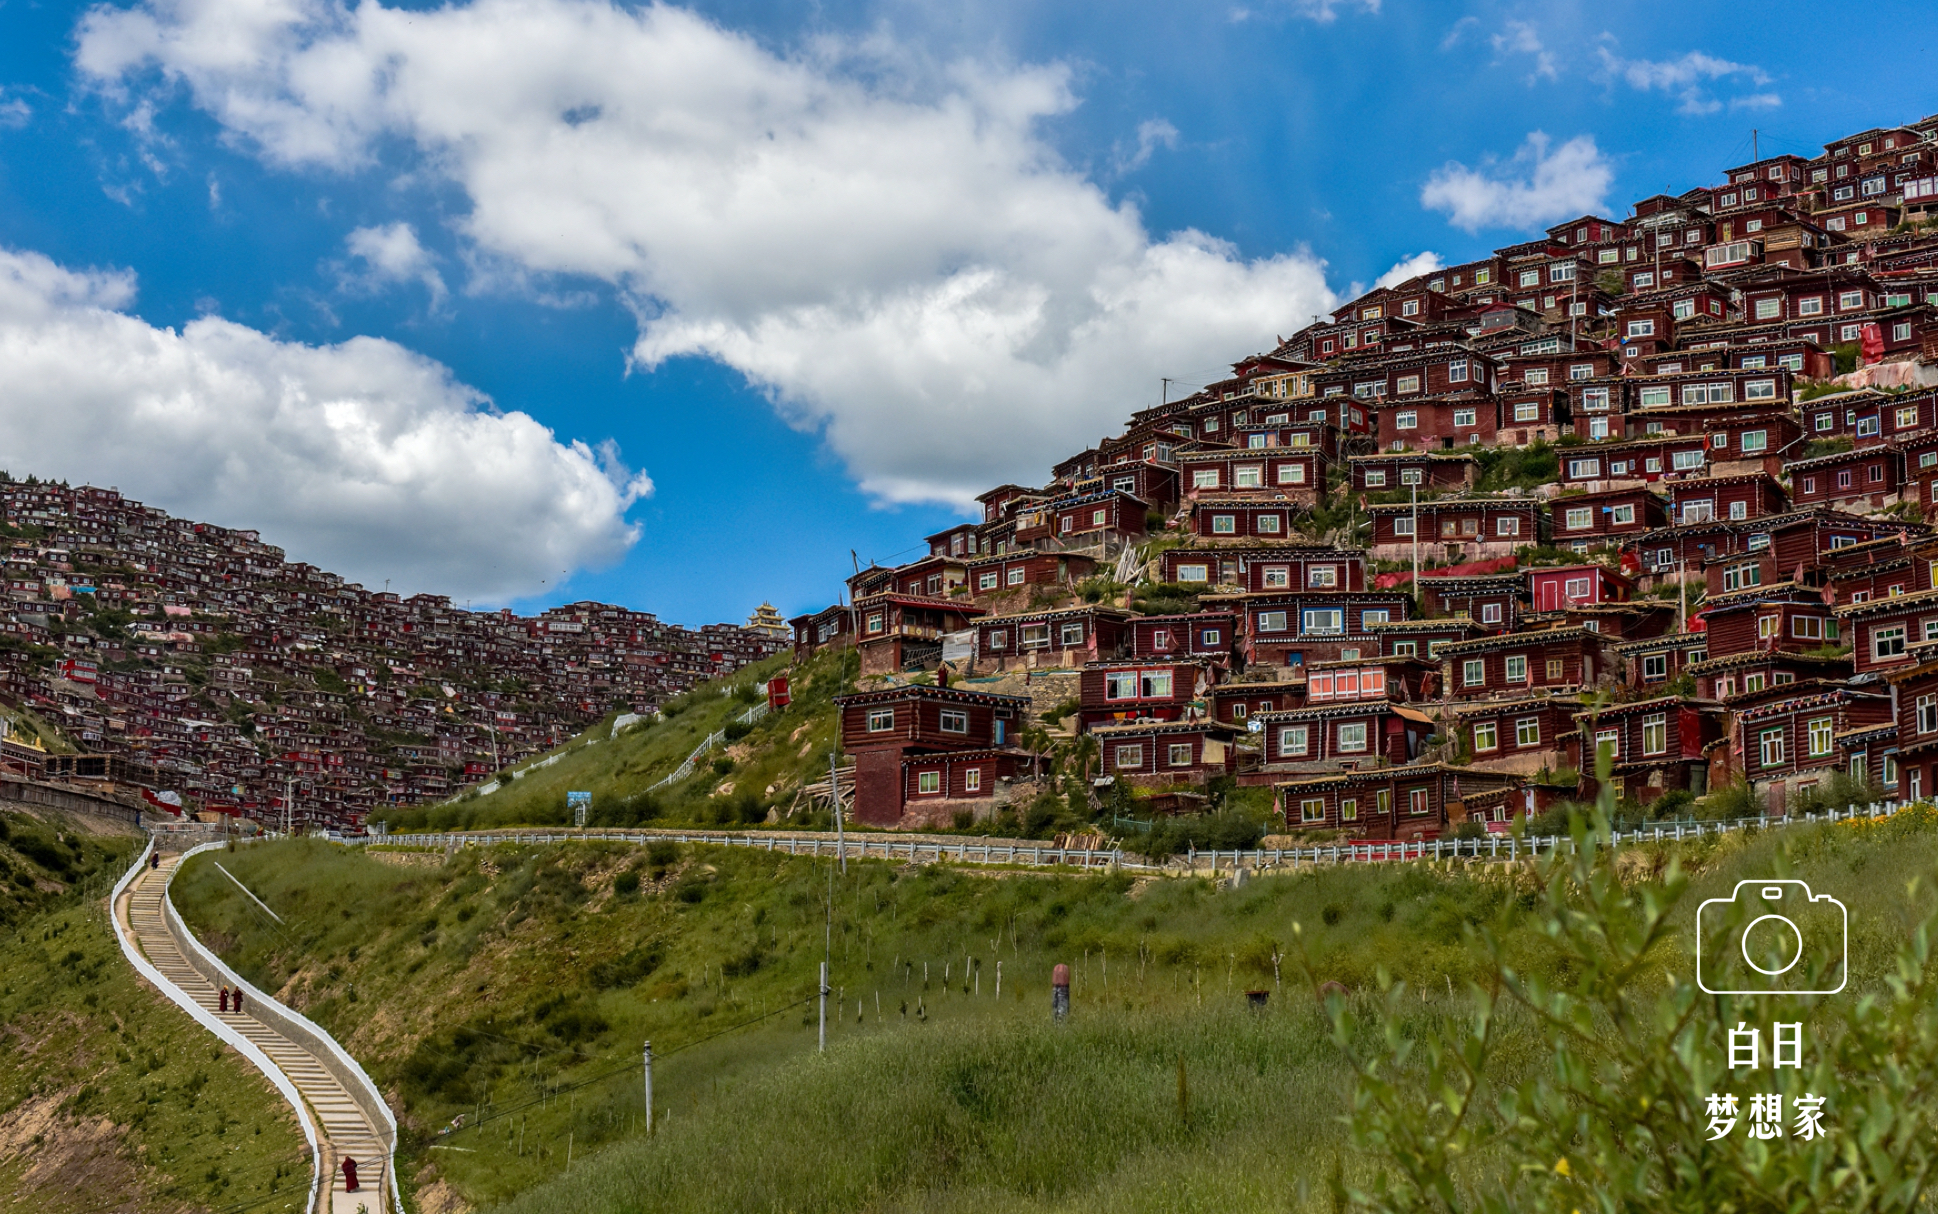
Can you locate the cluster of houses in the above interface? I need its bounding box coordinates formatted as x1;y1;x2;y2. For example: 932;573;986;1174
799;114;1938;838
0;479;787;827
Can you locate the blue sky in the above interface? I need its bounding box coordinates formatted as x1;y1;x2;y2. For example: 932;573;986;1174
0;0;1933;625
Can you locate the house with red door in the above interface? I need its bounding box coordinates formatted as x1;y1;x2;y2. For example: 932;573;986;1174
1527;564;1633;612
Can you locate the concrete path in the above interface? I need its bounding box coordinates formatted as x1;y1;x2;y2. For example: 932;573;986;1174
115;851;393;1214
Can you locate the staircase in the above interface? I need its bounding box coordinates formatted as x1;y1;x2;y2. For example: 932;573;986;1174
115;849;396;1213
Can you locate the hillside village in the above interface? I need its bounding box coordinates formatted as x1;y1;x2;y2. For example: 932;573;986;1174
798;116;1938;837
0;478;787;827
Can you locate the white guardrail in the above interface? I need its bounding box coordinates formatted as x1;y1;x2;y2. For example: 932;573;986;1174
646;701;769;792
360;799;1903;872
111;841;324;1214
163;841;403;1214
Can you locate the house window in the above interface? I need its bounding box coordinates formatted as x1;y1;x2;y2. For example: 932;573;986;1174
987;629;1010;650
1672;450;1705;471
1515;717;1541;747
1114;744;1144;770
1755;298;1780;320
1280;725;1310;755
1211;515;1236;534
1201;628;1221;646
1262;566;1291;589
1626;320;1656;338
866;708;895;732
1091;509;1107;527
1642;653;1667;680
1514;400;1541;422
1278;463;1306;485
1454;408;1478;427
1365;471;1387;487
1257;611;1288;633
1683;383;1733;405
1020;624;1052;649
1567;459;1602;479
1546;658;1564;681
1308;566;1338;588
1610;504;1635;525
978;572;999;591
1363;610;1389;626
1176;563;1208;584
1806;717;1834;757
1642;714;1667;756
918;771;941;794
1297;797;1327;823
1392;517;1414;537
1007;567;1026;586
1504;655;1528;682
1168;743;1193;767
1495;516;1520;537
1874;625;1907;660
1760;728;1785;769
963;768;982;793
1060;623;1085;646
1639;386;1672;407
1565;508;1592;530
1525;367;1550;385
1919;695;1938;734
1482;603;1503;624
1234;464;1263;488
1408;787;1430;815
865;611;886;633
1740;430;1768;453
1744;379;1777;401
1473;721;1498;752
1105;672;1139;700
939;709;969;735
1401;469;1424;486
1396;410;1418;430
1192;469;1220;489
1257;514;1282;534
1798;297;1823;315
1581;388;1611;411
1338;723;1369;753
1302;608;1345;636
1396;374;1421;394
1840;291;1865;310
1564;576;1592;600
1462;658;1485;687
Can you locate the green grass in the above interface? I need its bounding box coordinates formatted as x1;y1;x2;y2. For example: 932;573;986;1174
169;806;1938;1212
0;826;309;1211
372;649;830;833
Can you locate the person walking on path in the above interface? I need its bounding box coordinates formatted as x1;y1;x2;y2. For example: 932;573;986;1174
232;987;245;1015
219;987;230;1013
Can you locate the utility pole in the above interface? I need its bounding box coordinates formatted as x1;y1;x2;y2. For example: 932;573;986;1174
818;960;828;1053
830;751;846;873
284;777;293;836
1410;481;1421;590
642;1041;653;1134
1752;128;1759;164
1161;377;1173;406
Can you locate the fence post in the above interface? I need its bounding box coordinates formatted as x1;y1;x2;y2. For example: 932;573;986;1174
643;1041;653;1133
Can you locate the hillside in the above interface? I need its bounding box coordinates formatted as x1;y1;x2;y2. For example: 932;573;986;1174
171;801;1938;1212
0;809;309;1212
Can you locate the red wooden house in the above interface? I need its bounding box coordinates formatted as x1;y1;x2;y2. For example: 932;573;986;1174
1374;392;1500;453
1885;650;1938;802
789;604;854;659
1092;719;1240;787
1209;670;1304;725
1369;618;1494;660
1366;497;1544;564
1556;436;1709;488
1273;762;1518;840
1188;498;1306;542
1615;632;1709;689
1721;683;1894;813
1527;564;1632;612
1437;627;1619;700
1233;592;1413;667
1450;693;1582;773
1347;451;1479;494
974;605;1132;671
1568;696;1728;803
855;594;987;676
1076;658;1211;730
1551;489;1669;549
1785;445;1904;509
963;552;1099;603
1663;474;1790;525
1687;650;1852;702
1251;699;1429;773
1127;612;1239;661
1700;583;1842;660
834;684;1033;826
1420;571;1522;630
1178;449;1325;505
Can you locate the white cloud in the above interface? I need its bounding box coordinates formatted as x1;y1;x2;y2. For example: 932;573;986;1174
1439;15;1477;51
1491;21;1556;83
1597;46;1776;116
77;0;1337;508
1373;251;1443;290
1421;132;1613;233
0;245;648;602
0;89;29;129
1113;118;1179;176
344;221;448;309
1229;0;1379;22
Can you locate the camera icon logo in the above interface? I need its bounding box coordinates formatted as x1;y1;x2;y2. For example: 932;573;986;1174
1696;880;1847;995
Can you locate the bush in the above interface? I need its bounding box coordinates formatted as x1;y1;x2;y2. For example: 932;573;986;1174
722;719;755;741
711;756;735;776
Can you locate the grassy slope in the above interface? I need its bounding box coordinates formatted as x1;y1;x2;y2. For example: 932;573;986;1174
0;812;308;1213
373;650;844;834
172;806;1938;1211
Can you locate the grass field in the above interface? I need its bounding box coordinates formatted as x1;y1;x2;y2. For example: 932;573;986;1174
0;813;309;1213
169;800;1938;1211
